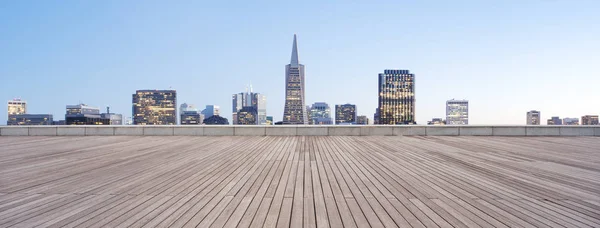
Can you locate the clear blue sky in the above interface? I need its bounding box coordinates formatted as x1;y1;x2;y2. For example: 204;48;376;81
1;0;599;125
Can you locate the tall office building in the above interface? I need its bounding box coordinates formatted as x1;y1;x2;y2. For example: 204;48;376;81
180;103;203;125
132;90;177;125
547;116;562;125
309;102;332;125
526;110;541;125
66;104;110;125
563;118;579;125
7;99;27;116
581;115;599;125
236;106;258;125
232;86;267;125
446;99;469;125
376;69;416;125
335;104;357;125
201;105;220;119
356;116;369;125
282;34;307;124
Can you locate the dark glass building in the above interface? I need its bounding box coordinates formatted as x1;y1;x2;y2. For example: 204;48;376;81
581;115;599;125
132;90;177;125
236;106;258;125
377;69;416;125
7;114;53;125
335;104;357;125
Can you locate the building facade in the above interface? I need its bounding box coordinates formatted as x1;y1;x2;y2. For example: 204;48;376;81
581;115;599;125
376;69;416;125
526;110;541;125
66;104;110;125
335;104;357;125
7;99;27;116
7;114;53;125
232;88;267;125
282;34;307;124
356;115;369;125
266;116;273;125
100;107;122;125
236;106;258;125
201;105;220;119
547;116;562;125
563;118;579;125
180;103;203;125
132;90;177;125
446;99;468;125
309;102;332;125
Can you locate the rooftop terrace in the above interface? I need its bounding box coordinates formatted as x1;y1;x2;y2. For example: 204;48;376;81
1;135;599;227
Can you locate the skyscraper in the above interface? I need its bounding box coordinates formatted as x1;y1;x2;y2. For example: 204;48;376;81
581;115;599;125
132;90;177;125
201;105;220;119
335;104;357;125
232;86;267;125
446;99;469;125
376;69;416;125
309;102;332;125
7;99;26;116
282;34;307;125
526;110;541;125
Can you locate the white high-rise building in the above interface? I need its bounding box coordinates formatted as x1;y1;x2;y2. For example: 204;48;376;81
446;99;469;125
8;99;27;116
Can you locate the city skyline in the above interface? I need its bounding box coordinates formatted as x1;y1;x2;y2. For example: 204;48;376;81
1;2;599;125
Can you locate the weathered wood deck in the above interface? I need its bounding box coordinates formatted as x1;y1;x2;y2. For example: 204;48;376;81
0;136;599;227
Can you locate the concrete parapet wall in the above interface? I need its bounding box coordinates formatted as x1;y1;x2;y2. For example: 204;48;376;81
1;125;599;136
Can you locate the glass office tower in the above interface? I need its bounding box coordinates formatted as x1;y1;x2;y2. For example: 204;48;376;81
376;69;416;124
132;90;177;125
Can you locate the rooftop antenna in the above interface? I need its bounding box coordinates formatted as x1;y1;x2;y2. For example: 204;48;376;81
107;106;110;114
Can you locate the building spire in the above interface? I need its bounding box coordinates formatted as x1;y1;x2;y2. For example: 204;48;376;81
290;34;299;66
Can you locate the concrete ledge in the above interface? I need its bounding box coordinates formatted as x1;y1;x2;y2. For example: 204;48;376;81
29;127;57;136
527;127;560;136
86;127;115;136
266;126;297;136
2;126;599;137
234;126;266;136
493;127;526;136
393;126;426;136
203;127;234;136
360;126;393;136
114;127;144;136
427;127;459;136
58;127;85;136
174;127;203;136
297;126;328;136
459;127;493;136
560;127;595;136
143;127;174;136
1;127;29;136
329;126;361;136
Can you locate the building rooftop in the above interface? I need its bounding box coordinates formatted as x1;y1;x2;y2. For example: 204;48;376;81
0;136;599;227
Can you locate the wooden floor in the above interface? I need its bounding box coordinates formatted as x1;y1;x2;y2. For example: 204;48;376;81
0;136;599;227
